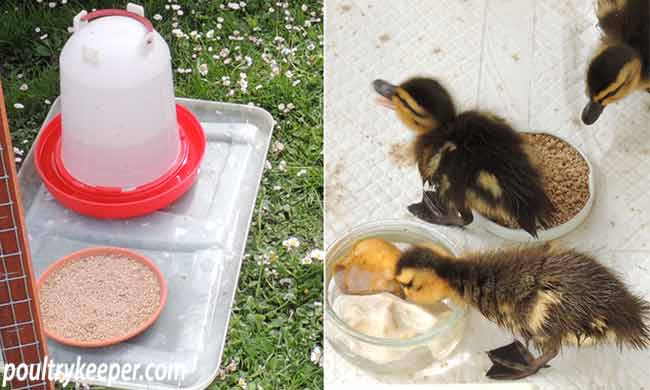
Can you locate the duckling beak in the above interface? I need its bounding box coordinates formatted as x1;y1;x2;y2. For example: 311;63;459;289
581;101;604;125
373;79;396;99
373;79;397;110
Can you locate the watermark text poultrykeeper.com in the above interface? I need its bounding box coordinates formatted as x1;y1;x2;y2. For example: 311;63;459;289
2;356;185;387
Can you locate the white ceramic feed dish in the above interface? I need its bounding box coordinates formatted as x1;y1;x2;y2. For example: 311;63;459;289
474;132;595;243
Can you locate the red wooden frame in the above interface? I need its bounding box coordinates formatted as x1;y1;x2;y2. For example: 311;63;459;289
0;81;53;390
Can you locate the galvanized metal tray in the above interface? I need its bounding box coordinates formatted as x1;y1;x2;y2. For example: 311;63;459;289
18;97;273;389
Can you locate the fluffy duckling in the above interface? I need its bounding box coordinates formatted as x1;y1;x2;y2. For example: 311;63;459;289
582;0;650;125
395;244;650;380
373;77;554;238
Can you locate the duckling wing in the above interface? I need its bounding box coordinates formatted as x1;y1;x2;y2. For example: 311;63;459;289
440;112;555;237
535;249;650;350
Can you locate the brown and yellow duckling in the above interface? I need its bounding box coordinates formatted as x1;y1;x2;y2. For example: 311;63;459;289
373;77;555;238
395;244;650;380
583;0;650;125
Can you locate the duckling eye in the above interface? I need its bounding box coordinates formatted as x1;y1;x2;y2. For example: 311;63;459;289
598;72;635;103
395;94;427;119
412;117;430;127
600;81;627;103
400;279;414;289
400;280;425;292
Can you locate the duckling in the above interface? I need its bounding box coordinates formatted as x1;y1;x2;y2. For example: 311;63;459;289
582;0;650;125
373;77;555;238
395;244;650;380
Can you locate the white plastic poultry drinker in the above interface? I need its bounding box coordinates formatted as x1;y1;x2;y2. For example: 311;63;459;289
21;3;275;390
60;4;179;189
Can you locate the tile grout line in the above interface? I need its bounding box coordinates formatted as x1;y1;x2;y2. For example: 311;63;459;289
475;0;490;109
527;0;539;130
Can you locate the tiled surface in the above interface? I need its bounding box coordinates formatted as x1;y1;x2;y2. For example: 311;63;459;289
325;0;650;386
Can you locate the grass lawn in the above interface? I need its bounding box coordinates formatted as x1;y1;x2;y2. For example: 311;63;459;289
0;1;323;389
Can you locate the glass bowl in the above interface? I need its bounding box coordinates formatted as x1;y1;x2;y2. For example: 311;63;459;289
325;219;468;375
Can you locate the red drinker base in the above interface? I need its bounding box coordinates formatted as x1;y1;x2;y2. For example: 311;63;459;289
35;104;206;219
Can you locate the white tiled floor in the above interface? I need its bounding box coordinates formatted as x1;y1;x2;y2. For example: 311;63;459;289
325;0;650;387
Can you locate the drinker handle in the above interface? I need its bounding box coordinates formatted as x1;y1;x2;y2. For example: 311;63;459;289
79;9;155;45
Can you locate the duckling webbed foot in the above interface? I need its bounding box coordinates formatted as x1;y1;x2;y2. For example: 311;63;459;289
408;191;473;227
487;341;535;373
486;341;557;380
408;191;464;226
